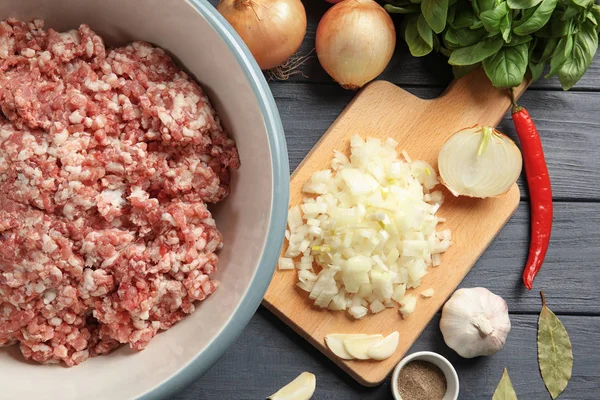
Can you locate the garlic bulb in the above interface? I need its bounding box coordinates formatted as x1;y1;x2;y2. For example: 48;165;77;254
440;287;511;358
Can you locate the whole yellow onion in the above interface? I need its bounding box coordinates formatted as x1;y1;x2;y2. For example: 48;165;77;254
316;0;396;90
217;0;307;70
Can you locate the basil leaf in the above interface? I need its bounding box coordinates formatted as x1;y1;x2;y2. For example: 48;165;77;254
385;4;421;13
561;4;581;21
451;4;477;28
558;21;598;89
480;2;510;33
571;0;593;8
418;14;435;47
472;19;485;29
507;0;543;9
537;12;574;38
587;11;598;26
452;63;480;78
507;34;533;46
447;5;457;25
547;34;574;76
500;10;513;42
539;36;559;61
514;0;558;35
440;46;453;57
592;5;600;27
445;26;487;46
433;33;441;51
483;43;529;87
422;0;449;33
405;15;434;56
529;59;546;81
492;369;518;400
538;292;573;399
476;0;496;13
449;36;505;65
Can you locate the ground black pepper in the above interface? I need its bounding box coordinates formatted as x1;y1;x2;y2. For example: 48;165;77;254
397;360;447;400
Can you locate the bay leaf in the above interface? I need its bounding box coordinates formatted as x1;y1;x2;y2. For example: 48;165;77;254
492;368;518;400
538;291;573;399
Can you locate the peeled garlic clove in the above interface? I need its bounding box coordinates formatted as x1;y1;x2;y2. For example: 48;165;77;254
343;334;384;360
440;287;511;358
367;331;399;360
268;372;316;400
325;334;367;359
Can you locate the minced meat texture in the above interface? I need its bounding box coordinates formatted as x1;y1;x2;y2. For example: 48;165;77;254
0;18;239;366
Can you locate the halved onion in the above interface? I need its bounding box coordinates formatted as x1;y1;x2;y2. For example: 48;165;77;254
438;126;522;198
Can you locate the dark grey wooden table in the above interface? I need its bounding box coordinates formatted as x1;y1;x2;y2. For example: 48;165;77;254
182;1;600;398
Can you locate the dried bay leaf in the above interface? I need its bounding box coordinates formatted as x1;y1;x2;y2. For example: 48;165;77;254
538;291;573;399
492;368;518;400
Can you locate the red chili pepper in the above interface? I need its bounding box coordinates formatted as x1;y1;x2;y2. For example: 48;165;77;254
510;90;553;290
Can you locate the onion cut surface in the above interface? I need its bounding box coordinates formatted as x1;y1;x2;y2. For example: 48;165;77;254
280;135;452;319
438;126;523;198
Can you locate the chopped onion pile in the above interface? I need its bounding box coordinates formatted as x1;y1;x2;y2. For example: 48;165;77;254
280;135;451;319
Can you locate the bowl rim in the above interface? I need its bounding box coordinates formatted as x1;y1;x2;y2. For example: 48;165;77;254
137;0;289;398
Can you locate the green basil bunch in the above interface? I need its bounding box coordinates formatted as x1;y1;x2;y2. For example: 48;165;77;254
385;0;600;89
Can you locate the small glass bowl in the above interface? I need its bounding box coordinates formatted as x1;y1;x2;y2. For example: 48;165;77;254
391;351;459;400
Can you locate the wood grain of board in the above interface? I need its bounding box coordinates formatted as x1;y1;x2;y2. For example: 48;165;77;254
262;69;528;386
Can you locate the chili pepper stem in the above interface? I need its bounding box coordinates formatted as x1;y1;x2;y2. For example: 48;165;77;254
509;88;523;114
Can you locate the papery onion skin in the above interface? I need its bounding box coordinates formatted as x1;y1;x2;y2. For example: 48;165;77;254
316;0;396;90
438;126;523;199
217;0;307;70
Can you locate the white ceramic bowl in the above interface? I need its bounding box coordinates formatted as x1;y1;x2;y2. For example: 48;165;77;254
391;351;460;400
0;0;289;399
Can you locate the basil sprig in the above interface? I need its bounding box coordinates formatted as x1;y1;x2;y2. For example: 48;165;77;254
387;0;600;89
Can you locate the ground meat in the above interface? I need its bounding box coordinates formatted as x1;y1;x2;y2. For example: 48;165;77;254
0;18;239;366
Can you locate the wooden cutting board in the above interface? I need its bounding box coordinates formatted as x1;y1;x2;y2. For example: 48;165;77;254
263;69;527;387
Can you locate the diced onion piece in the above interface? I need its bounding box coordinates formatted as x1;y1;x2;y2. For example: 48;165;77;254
343;335;384;360
297;280;315;293
325;333;366;359
438;126;523;198
328;289;348;311
288;206;303;230
367;331;399;360
279;257;295;270
421;288;435;298
369;299;386;313
348;305;368;319
399;294;417;318
392;283;406;304
268;372;316;400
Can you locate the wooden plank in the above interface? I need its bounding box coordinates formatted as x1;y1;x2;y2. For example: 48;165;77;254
271;83;600;200
461;202;600;315
264;71;528;386
179;309;600;400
